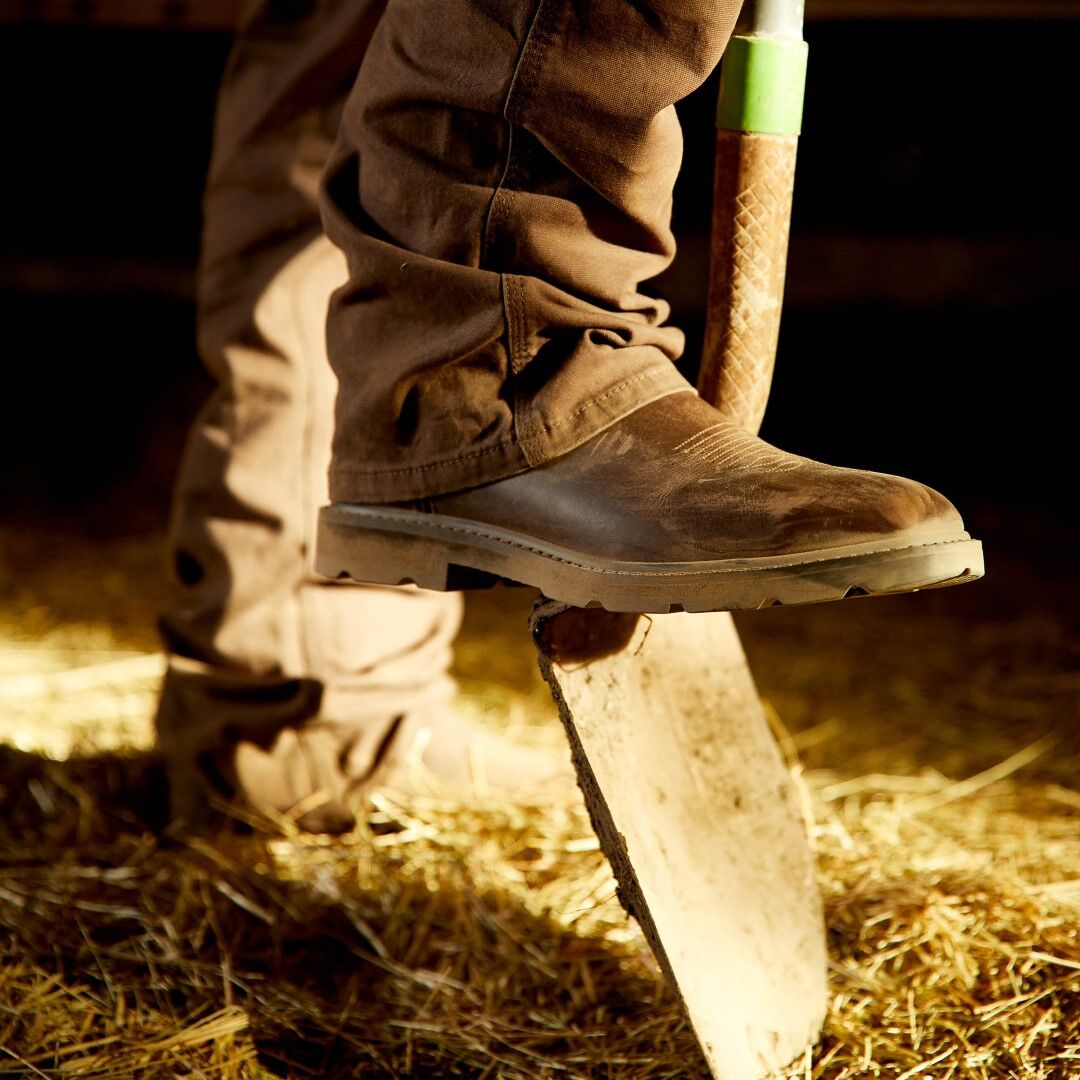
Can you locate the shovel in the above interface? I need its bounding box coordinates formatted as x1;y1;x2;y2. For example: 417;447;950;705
531;3;825;1076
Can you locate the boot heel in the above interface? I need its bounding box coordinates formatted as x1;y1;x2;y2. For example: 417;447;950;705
315;512;503;592
315;513;449;589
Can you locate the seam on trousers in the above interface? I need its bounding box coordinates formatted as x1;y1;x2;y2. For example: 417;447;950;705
478;0;550;268
505;274;530;376
516;366;687;458
331;435;522;475
289;239;323;679
478;0;555;449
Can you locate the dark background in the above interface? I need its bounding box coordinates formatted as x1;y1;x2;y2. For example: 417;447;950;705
1;10;1078;534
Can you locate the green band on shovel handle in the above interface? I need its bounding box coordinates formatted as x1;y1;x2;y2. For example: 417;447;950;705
717;35;809;136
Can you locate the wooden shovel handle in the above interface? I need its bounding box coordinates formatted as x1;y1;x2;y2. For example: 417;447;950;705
699;128;799;434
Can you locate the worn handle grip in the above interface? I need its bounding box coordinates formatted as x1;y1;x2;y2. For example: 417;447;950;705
699;128;799;434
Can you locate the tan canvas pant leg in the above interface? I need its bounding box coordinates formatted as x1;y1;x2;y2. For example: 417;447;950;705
157;0;462;828
321;0;743;501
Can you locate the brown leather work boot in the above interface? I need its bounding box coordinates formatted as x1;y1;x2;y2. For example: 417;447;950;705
317;391;983;613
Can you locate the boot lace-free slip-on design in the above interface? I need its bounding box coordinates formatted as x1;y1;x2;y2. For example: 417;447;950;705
317;392;984;613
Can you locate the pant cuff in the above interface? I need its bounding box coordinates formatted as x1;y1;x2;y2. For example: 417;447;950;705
328;363;693;503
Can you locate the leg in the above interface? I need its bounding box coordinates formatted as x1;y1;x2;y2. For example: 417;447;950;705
317;0;982;611
319;0;731;499
158;0;464;833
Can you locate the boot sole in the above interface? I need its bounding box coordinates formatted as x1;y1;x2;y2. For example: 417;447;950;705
316;503;984;613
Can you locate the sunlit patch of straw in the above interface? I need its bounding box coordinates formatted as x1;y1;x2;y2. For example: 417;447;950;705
0;529;1076;1076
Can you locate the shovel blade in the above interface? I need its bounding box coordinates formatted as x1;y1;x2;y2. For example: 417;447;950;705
532;602;826;1079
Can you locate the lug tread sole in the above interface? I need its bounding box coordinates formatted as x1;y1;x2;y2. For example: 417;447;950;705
316;504;984;613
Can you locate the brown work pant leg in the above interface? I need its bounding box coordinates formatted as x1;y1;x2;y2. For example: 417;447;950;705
321;0;744;501
157;0;461;824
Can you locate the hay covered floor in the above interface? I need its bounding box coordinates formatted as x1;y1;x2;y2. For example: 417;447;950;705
0;517;1076;1078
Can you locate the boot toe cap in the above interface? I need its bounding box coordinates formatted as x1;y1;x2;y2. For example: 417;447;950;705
874;474;966;538
759;470;968;558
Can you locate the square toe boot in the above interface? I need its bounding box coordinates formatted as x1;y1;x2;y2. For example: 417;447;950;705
317;391;984;613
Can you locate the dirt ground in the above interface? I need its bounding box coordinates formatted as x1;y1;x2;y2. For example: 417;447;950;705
0;511;1076;1078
